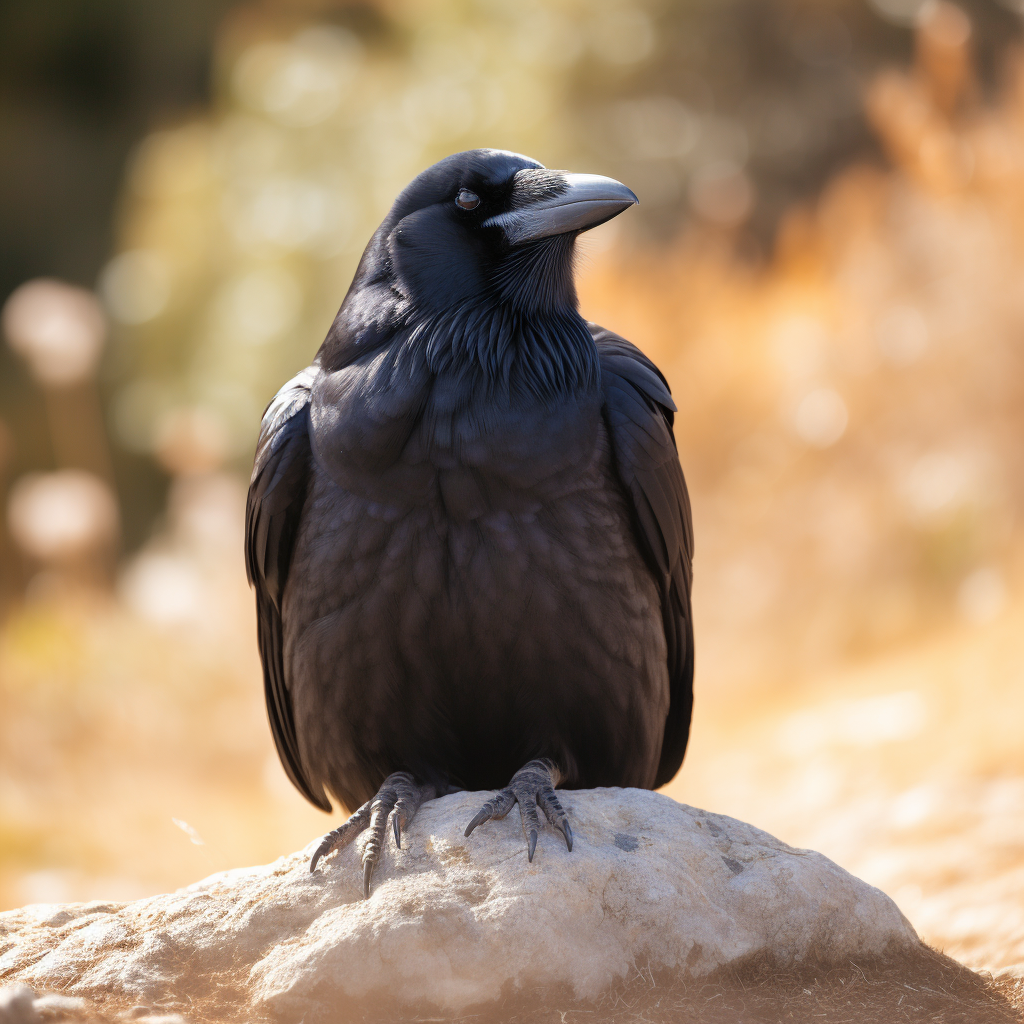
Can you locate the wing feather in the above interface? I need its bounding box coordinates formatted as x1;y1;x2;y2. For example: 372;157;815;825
592;324;694;788
245;366;331;810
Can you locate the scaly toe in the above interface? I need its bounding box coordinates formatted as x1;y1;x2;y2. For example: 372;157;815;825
311;772;437;895
512;787;543;863
464;759;573;861
537;786;573;852
358;781;402;897
464;787;516;837
310;800;372;873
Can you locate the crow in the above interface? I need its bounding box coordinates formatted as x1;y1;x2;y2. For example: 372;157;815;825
245;149;694;897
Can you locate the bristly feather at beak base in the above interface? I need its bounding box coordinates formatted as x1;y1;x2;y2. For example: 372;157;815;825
483;171;639;246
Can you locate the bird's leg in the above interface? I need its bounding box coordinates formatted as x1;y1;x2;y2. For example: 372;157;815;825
310;772;438;896
464;758;573;862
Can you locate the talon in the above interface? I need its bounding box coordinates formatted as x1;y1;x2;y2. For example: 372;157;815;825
464;788;515;837
562;819;573;852
465;760;572;862
308;773;437;896
465;806;491;837
310;838;330;874
309;800;373;873
310;834;332;873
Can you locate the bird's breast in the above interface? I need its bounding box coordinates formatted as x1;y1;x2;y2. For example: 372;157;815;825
311;348;603;519
284;427;669;794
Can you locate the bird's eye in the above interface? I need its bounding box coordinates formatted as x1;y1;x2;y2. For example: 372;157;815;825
456;189;480;210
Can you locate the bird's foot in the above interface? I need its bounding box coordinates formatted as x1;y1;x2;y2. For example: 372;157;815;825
464;758;573;861
310;772;436;896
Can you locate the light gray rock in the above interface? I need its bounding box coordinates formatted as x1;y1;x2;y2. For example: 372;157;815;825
0;984;87;1023
0;984;39;1024
0;789;919;1021
28;994;86;1019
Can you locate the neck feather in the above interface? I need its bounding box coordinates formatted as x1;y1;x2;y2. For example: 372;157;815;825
420;302;598;400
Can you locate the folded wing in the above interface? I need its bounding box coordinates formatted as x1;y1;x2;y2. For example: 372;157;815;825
592;325;695;787
244;365;331;810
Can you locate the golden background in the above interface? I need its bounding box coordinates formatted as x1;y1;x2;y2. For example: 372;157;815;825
0;0;1021;982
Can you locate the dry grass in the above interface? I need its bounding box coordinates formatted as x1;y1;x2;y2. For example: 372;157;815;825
10;947;1020;1023
453;947;1023;1024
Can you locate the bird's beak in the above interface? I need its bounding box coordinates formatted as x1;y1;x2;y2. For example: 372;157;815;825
483;171;638;245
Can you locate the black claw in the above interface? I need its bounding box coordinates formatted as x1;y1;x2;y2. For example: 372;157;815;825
310;831;338;873
308;776;435;893
465;764;572;862
465;808;489;837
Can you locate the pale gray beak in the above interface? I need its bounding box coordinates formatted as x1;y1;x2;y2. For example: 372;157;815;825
483;171;638;245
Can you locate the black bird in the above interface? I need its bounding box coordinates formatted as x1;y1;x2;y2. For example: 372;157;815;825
245;149;694;897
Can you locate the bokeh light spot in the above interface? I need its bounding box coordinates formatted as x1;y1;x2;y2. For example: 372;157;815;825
903;451;973;518
3;280;106;386
233;28;360;128
7;471;119;562
119;553;206;626
792;388;849;448
957;567;1006;623
212;267;302;346
875;303;930;365
868;0;930;26
100;250;171;325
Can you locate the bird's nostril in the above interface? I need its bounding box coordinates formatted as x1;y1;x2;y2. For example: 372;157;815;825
456;189;480;210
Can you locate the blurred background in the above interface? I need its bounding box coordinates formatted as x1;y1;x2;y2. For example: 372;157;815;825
1;0;1023;979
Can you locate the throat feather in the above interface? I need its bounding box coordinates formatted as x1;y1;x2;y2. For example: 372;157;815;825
423;305;599;399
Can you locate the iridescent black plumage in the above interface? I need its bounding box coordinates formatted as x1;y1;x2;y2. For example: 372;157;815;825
245;149;694;890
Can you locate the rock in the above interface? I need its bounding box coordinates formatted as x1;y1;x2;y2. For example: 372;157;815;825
0;985;86;1023
28;995;86;1019
0;789;920;1021
0;985;39;1024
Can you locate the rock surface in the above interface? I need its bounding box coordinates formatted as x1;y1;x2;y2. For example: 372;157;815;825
0;789;920;1021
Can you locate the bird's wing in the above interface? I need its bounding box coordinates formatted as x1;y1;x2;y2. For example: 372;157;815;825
591;324;695;788
245;364;331;810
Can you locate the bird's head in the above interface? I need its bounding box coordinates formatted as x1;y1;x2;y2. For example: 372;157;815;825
351;149;638;320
